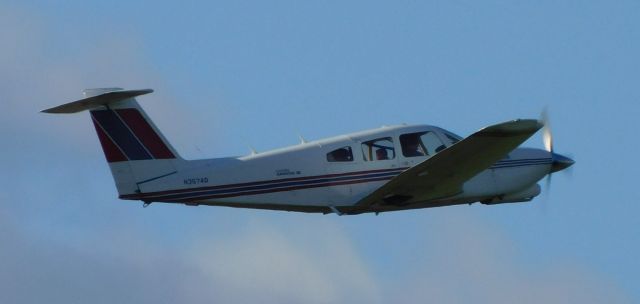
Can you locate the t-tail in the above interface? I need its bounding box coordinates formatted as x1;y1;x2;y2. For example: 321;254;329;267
42;88;183;198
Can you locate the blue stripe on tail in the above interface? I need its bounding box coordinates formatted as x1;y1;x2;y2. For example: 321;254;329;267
91;110;152;160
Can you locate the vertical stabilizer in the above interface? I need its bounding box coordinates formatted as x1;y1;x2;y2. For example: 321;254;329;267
43;88;183;197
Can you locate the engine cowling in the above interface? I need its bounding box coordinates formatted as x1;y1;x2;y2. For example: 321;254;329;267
481;184;541;205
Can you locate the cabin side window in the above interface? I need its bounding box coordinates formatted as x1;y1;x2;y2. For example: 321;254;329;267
361;137;396;161
326;146;354;162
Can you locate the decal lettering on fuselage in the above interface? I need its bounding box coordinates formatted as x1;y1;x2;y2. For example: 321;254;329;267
184;177;209;185
276;169;301;176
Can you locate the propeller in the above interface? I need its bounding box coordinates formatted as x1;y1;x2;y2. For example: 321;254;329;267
539;108;575;210
540;108;554;197
541;108;553;154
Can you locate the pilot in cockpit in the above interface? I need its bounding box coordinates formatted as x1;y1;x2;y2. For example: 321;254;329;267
402;135;426;157
376;148;389;160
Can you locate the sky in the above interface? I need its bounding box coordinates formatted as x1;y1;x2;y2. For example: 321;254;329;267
1;0;638;303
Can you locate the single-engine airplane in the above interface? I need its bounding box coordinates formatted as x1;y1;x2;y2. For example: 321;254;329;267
43;88;574;215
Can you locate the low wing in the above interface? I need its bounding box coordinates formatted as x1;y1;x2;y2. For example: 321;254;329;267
356;119;542;209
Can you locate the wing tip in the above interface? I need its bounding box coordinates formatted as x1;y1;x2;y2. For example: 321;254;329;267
482;119;542;135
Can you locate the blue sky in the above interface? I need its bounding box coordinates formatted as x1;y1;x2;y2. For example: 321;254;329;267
1;1;638;303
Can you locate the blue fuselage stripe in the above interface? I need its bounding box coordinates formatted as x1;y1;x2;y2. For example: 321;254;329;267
127;158;552;202
491;158;552;169
151;171;402;201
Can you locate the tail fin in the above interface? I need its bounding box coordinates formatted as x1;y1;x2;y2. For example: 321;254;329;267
43;88;182;197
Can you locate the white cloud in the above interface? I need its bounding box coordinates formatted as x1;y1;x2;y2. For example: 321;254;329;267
387;213;631;304
1;208;629;304
189;220;381;304
0;209;382;304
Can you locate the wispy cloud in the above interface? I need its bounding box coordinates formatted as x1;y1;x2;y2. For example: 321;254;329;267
0;209;380;304
388;213;631;304
0;208;630;304
189;220;381;304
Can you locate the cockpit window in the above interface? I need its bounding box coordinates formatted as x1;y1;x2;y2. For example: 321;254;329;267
444;132;463;145
400;131;446;157
326;146;353;162
361;137;395;161
400;133;427;157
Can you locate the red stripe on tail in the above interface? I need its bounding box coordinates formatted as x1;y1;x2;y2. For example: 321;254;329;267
115;109;176;159
92;117;128;162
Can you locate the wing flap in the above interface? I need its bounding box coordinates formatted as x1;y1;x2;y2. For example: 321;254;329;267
357;119;543;208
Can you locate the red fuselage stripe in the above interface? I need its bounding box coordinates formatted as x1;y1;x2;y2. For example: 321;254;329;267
172;176;395;202
120;167;409;200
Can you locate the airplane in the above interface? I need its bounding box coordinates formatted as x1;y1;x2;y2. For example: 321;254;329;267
42;88;574;215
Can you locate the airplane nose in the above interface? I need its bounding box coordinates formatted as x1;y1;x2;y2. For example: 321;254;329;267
550;153;575;173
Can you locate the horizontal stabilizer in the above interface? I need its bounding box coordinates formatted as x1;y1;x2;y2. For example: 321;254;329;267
41;89;153;114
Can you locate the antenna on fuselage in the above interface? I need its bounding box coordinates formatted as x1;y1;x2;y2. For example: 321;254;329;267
194;145;204;157
298;134;307;144
249;146;258;155
329;206;344;216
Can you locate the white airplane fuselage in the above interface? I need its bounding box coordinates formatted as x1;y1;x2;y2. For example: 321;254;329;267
120;124;552;213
